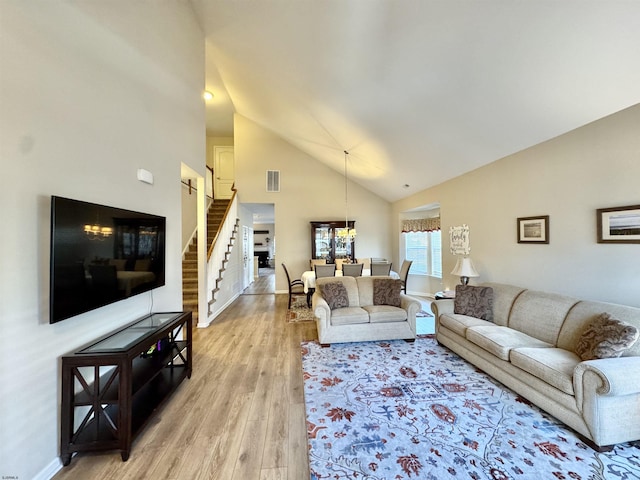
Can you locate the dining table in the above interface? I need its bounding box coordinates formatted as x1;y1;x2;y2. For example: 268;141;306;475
301;268;399;307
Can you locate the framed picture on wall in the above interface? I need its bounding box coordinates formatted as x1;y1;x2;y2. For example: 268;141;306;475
449;225;471;255
597;204;640;243
517;215;549;244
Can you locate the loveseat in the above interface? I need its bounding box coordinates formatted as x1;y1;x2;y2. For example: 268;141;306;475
312;276;421;345
431;282;640;449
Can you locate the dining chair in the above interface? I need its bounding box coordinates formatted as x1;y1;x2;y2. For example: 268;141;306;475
314;264;337;278
357;258;371;269
309;258;326;271
282;263;305;309
399;260;413;293
342;263;364;277
371;262;392;276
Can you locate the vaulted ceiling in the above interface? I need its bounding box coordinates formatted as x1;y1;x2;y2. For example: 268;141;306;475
192;1;640;202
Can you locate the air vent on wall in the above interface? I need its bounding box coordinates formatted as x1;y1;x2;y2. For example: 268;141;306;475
266;170;280;192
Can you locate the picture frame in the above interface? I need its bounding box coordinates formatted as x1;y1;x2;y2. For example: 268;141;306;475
597;204;640;244
517;215;549;244
449;224;471;255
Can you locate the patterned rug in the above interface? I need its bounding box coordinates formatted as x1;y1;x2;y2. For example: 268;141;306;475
301;336;640;480
286;295;316;323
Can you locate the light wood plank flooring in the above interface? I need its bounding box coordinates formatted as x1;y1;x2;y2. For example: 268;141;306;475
53;287;316;480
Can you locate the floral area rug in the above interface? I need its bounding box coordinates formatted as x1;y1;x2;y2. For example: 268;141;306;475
286;295;316;323
301;336;640;480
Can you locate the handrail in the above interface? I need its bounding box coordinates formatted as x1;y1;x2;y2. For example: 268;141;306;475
207;184;237;261
180;173;213;200
206;165;215;200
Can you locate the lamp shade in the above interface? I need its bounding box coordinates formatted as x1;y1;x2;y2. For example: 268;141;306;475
451;257;479;278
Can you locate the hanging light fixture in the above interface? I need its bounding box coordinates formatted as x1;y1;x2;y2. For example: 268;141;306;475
337;150;357;243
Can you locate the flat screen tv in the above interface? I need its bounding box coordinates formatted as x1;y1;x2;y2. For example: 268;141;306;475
50;196;166;323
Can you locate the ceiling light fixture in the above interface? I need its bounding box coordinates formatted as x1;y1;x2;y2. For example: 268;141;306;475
337;150;357;247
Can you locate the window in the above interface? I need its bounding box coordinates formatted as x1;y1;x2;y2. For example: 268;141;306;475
404;230;442;277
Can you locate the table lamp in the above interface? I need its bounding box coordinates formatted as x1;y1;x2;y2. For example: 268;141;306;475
451;257;479;285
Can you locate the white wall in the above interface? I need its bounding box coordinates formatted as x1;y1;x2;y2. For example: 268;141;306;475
181;182;199;250
393;104;640;307
233;114;393;291
0;2;204;479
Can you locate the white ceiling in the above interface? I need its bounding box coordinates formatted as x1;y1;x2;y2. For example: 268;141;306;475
192;1;640;203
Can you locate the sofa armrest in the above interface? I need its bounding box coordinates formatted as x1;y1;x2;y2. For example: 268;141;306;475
431;299;454;317
574;356;640;399
312;291;331;341
400;294;421;317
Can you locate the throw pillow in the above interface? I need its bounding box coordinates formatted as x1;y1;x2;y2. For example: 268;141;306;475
453;285;494;322
575;313;639;361
320;282;349;310
373;278;402;307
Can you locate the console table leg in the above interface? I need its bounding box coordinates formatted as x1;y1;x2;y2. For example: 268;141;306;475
61;454;72;466
121;450;130;462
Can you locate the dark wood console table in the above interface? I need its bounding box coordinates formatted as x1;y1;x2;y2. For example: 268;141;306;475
60;311;192;465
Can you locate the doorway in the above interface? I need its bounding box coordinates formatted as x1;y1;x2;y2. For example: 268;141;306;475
243;203;275;294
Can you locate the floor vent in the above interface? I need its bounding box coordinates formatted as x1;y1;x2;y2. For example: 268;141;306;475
266;170;280;192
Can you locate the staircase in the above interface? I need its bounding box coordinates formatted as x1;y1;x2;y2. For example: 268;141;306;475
182;199;231;323
208;218;239;316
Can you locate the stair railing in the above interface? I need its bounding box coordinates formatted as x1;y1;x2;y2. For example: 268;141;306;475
207;188;236;261
206;189;238;310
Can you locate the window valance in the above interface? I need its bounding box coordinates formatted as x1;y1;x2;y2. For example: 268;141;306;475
401;217;440;233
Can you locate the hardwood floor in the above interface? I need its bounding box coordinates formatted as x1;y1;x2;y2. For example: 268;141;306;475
53;283;316;480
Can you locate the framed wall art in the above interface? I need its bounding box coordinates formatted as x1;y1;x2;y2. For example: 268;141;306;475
517;215;549;244
449;224;470;255
597;204;640;244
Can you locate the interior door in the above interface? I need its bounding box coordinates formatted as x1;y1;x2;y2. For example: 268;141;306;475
242;225;253;289
214;146;234;199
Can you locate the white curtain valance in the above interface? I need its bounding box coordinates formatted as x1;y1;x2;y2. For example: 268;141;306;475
401;217;441;233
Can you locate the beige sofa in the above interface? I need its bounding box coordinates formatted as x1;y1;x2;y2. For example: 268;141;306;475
431;282;640;450
312;276;421;345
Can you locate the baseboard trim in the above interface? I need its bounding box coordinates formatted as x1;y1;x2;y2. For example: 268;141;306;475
35;457;63;480
199;292;241;328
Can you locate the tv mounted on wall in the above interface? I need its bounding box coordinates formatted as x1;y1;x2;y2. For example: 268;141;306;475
50;196;166;324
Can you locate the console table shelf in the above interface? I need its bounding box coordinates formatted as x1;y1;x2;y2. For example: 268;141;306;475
60;311;192;465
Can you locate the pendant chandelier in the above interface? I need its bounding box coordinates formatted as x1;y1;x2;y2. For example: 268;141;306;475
337;150;357;241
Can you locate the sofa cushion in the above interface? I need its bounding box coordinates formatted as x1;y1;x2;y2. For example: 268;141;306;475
575;313;639;361
510;347;579;395
330;306;370;326
439;313;493;337
466;325;553;361
480;283;527;326
373;278;402;307
363;305;407;323
454;285;494;321
320;281;350;310
508;290;578;345
558;301;640;356
317;276;361;307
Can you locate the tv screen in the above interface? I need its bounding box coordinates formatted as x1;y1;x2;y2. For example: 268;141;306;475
50;196;166;323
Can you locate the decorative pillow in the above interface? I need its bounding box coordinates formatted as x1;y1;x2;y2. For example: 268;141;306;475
320;282;349;310
575;313;639;361
453;285;494;322
373;278;402;307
